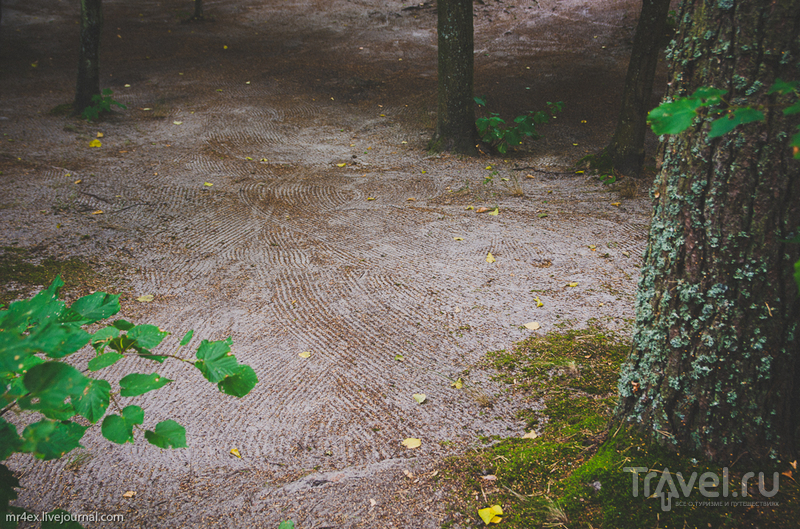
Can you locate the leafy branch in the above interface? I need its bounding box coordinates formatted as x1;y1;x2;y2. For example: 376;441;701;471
1;277;258;525
647;80;800;156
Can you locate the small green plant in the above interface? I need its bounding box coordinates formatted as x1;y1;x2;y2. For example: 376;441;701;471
81;88;127;122
1;277;258;526
474;97;563;154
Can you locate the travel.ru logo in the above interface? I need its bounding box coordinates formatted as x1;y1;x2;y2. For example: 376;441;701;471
624;466;780;511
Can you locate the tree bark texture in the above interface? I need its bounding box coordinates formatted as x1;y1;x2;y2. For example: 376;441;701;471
193;0;204;20
604;0;671;177
615;0;800;465
430;0;476;154
74;0;103;114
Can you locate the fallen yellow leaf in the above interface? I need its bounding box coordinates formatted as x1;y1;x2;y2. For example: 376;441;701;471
526;174;535;179
534;296;544;307
204;182;213;187
136;295;154;302
568;282;578;287
336;163;346;167
451;378;463;389
173;121;183;125
91;210;103;215
407;197;416;201
367;197;375;201
523;321;540;330
488;207;499;216
486;252;496;264
122;491;136;499
454;237;464;241
611;202;621;206
230;448;241;458
96;132;104;138
89;139;102;148
465;205;474;210
401;438;421;449
298;351;311;358
522;431;539;439
412;393;427;404
478;505;503;525
476;207;490;213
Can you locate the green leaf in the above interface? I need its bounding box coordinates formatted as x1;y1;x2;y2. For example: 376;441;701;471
101;405;143;444
144;420;187;449
21;419;86;460
26;322;91;358
91;326;120;349
474;96;486;107
20;362;88;416
0;463;20;512
0;419;22;460
218;364;258;397
128;324;169;350
112;319;135;331
783;100;800;115
690;86;727;105
708;108;765;138
794;259;800;296
107;334;137;353
195;338;238;384
70;292;120;324
278;521;295;529
87;352;123;371
648;97;703;135
71;378;111;423
136;352;167;363
41;509;85;529
792;129;800;159
119;372;172;397
179;329;194;346
0;277;64;332
0;337;32;377
768;78;798;95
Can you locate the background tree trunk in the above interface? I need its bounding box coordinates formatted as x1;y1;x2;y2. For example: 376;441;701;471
74;0;103;114
614;0;800;465
602;0;670;177
193;0;203;20
429;0;476;154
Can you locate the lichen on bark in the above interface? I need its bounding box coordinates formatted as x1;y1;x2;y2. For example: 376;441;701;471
614;0;800;466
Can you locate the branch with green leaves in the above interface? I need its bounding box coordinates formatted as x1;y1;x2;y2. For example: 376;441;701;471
1;277;258;524
647;79;800;157
647;80;800;296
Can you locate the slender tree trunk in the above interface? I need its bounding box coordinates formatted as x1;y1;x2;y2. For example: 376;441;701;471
602;0;671;177
614;1;800;465
429;0;476;154
74;0;103;114
193;0;203;20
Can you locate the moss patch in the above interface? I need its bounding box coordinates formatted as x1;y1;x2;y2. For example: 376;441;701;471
442;329;799;528
0;246;114;305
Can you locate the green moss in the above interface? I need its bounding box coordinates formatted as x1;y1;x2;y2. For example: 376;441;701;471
0;247;107;305
443;329;800;528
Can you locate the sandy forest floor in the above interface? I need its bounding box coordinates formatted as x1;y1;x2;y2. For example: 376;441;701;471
1;0;664;527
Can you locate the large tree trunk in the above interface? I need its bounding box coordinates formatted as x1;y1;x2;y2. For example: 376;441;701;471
429;0;476;154
614;0;800;466
74;0;103;114
193;0;203;20
602;0;670;177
